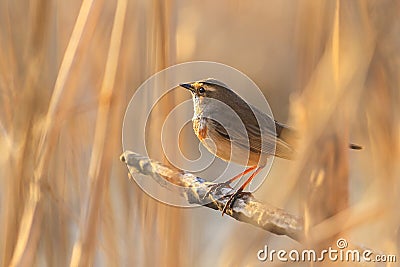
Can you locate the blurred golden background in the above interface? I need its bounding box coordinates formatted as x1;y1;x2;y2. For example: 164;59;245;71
0;0;399;266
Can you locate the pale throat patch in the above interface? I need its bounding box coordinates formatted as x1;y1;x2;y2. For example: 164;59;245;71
191;94;201;118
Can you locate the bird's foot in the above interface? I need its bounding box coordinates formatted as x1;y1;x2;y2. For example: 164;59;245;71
203;181;232;199
221;189;252;216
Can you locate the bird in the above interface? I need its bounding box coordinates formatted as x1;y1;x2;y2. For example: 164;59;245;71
180;78;361;215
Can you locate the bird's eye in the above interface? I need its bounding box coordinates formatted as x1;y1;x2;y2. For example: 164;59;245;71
198;87;205;94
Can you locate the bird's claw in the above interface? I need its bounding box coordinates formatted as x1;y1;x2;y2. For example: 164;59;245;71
202;181;252;216
221;189;252;216
203;181;232;199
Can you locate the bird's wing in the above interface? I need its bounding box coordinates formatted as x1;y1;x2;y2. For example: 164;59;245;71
208;118;266;154
208;114;296;159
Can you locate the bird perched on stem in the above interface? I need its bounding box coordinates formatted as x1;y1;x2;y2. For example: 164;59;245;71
180;78;361;215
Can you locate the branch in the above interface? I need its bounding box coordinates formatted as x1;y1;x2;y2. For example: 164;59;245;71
120;151;303;241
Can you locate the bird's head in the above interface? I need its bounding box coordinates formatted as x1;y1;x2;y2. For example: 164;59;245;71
179;78;234;102
180;78;250;118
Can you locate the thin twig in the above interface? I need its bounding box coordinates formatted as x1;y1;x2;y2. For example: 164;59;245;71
120;151;304;241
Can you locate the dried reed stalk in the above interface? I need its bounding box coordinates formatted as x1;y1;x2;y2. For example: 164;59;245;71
69;0;127;266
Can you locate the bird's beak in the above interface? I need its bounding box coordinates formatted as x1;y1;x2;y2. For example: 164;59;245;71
179;83;195;92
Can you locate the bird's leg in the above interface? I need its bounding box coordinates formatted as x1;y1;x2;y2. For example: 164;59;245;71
222;167;263;216
204;166;257;199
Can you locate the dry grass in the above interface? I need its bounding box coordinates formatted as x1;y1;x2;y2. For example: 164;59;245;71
0;0;399;266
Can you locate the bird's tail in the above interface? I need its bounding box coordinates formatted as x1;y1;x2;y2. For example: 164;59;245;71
349;143;362;150
274;122;297;160
274;121;362;160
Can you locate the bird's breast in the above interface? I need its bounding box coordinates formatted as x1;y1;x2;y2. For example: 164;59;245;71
192;116;207;140
192;116;267;167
